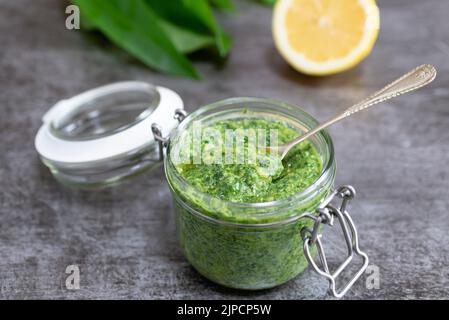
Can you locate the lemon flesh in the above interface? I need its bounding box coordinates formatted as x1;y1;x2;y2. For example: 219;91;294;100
273;0;380;75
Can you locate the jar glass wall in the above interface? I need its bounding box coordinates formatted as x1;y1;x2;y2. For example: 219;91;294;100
165;98;336;289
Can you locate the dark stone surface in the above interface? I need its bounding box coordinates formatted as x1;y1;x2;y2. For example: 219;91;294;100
1;0;449;299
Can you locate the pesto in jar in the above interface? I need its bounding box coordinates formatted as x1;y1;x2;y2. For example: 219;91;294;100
167;115;331;290
175;119;322;203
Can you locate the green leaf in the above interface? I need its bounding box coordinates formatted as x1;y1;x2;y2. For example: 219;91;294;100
183;0;231;56
208;0;235;11
78;12;96;30
145;0;232;57
257;0;276;5
72;0;199;78
158;19;216;54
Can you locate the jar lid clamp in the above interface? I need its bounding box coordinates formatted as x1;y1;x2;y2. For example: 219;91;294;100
301;185;369;298
151;108;187;161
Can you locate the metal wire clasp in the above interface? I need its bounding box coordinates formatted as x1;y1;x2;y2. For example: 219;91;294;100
301;185;369;298
151;109;187;161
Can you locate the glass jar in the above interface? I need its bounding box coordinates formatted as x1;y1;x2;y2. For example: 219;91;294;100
35;82;183;188
36;83;369;297
165;98;336;290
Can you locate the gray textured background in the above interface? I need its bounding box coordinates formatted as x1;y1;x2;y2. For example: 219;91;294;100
1;0;449;299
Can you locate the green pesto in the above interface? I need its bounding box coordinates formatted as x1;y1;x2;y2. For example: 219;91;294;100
174;202;314;289
167;117;329;290
175;119;322;203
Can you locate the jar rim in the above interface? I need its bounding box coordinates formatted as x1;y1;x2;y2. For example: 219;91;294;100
165;97;336;225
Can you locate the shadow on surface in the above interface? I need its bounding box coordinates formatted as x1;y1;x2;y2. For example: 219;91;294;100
264;46;366;88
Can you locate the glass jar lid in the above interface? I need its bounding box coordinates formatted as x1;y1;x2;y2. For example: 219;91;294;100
35;81;184;188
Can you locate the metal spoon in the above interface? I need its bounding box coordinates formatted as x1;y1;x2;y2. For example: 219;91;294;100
270;64;437;160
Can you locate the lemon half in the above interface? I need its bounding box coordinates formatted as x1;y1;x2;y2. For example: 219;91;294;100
273;0;380;76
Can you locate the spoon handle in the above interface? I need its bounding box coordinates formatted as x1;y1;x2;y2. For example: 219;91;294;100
280;64;437;159
342;64;436;117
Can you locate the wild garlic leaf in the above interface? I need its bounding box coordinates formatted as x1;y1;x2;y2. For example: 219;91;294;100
146;0;232;57
208;0;235;11
158;19;216;54
72;0;200;78
258;0;276;5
